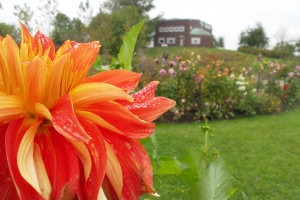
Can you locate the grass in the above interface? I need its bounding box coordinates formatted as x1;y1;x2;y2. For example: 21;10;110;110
140;108;300;199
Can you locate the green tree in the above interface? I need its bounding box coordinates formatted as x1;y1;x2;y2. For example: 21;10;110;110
217;37;225;48
51;13;86;45
0;22;20;42
13;3;34;32
239;23;269;48
89;6;148;56
36;0;59;35
102;0;154;16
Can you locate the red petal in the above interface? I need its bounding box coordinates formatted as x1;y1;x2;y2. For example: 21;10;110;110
0;124;19;199
102;131;154;199
33;30;55;60
51;94;91;142
5;118;44;200
76;116;107;199
84;69;142;92
84;101;155;139
126;97;176;122
35;127;80;199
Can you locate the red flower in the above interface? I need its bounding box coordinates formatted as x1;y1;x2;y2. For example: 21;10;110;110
0;23;175;199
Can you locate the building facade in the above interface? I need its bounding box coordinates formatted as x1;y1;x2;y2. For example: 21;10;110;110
153;19;213;48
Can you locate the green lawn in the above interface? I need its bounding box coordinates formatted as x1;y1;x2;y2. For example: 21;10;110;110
141;109;300;199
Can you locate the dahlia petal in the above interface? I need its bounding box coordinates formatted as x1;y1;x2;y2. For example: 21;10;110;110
84;101;155;139
76;116;107;199
131;81;159;103
76;110;122;134
126;97;176;122
84;69;142;92
35;127;80;200
0;35;24;95
102;132;154;198
5;118;44;199
0;95;26;126
33;30;55;60
0;124;19;199
17;121;42;193
68;42;100;90
23;58;47;109
69;83;133;108
104;142;123;199
46;53;71;106
33;144;52;199
51;94;92;142
35;103;52;121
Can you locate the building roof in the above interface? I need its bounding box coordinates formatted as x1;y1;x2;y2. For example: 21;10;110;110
190;28;212;36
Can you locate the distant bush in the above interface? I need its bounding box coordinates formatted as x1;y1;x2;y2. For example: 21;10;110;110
237;46;292;59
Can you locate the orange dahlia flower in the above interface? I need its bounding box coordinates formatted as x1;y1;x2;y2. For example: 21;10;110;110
0;23;175;199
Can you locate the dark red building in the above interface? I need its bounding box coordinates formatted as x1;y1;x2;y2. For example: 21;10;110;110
153;19;213;48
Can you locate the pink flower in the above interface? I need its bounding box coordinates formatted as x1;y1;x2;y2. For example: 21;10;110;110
154;58;159;64
168;61;176;68
296;66;300;70
159;69;167;76
181;99;185;103
276;66;280;70
273;70;276;73
174;110;179;115
261;66;264;70
248;67;252;71
183;67;187;71
244;71;248;75
195;76;203;83
288;72;294;78
175;56;179;60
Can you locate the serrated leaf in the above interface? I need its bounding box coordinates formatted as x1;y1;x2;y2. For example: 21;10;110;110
118;18;146;71
189;156;233;200
156;157;181;175
179;148;206;187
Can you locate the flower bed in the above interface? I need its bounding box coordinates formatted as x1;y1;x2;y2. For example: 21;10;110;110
135;50;300;121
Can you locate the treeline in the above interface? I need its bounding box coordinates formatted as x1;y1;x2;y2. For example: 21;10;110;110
0;0;159;56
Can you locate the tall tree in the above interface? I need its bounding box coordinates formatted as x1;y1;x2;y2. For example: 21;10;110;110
78;0;93;26
13;3;34;32
217;37;225;48
51;13;86;45
36;0;59;35
102;0;154;16
0;22;20;42
239;23;269;48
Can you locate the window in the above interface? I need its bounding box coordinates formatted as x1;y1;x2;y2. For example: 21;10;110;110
179;26;185;32
163;27;169;32
191;37;201;44
204;24;211;29
174;27;179;32
167;37;175;44
159;27;164;32
158;37;165;44
169;27;174;32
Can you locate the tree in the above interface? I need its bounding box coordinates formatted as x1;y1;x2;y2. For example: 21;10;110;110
217;37;225;48
0;22;20;42
239;23;269;48
78;0;93;26
0;1;2;9
13;3;34;32
51;13;86;45
36;0;59;35
102;0;154;16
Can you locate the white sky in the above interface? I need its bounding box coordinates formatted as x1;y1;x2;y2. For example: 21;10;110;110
0;0;299;50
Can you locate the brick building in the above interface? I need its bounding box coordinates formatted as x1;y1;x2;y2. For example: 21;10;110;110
153;19;213;48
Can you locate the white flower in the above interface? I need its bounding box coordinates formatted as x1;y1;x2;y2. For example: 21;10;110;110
245;82;249;85
238;74;245;81
236;81;244;85
252;89;257;93
230;74;235;78
238;86;246;91
243;91;248;96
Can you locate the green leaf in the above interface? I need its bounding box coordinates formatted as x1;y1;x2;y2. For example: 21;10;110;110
156;156;181;175
179;148;206;187
117;18;146;71
188;156;233;200
150;132;159;155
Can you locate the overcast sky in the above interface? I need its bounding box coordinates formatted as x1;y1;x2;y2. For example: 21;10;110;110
1;0;299;50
